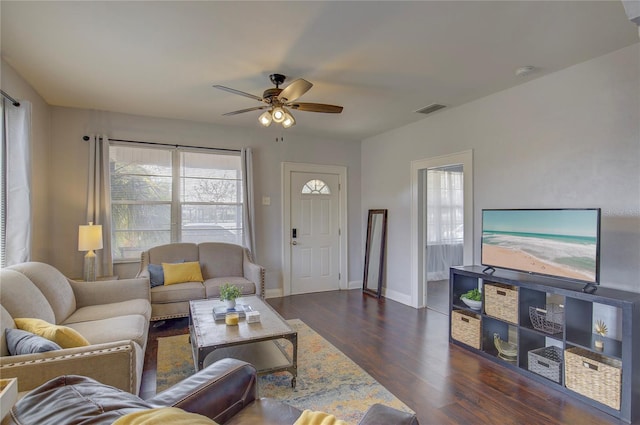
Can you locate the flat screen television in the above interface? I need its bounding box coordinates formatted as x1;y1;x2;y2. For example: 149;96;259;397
481;209;600;285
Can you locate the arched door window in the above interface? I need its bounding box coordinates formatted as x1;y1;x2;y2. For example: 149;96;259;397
301;179;331;195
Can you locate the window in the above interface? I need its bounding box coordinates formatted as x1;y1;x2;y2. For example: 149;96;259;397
109;144;243;261
301;179;331;195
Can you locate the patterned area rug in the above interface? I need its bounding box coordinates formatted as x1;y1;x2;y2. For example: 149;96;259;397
156;319;412;424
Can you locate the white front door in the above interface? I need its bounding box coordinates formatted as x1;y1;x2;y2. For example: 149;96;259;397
290;172;340;294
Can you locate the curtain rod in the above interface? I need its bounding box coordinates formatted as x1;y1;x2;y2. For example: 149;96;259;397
82;136;240;153
1;90;20;107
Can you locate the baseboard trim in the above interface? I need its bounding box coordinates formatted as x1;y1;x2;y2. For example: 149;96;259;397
347;280;362;290
264;288;284;299
382;287;413;306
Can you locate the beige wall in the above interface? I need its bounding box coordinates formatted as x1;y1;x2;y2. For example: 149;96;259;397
362;44;640;299
48;107;362;291
1;60;52;262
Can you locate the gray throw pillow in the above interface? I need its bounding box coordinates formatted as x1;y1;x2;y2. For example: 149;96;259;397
5;328;62;355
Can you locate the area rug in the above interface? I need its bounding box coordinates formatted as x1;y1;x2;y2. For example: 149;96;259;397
156;319;413;424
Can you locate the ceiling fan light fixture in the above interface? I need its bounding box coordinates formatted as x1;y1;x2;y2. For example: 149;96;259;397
272;106;286;123
258;110;273;127
282;111;296;128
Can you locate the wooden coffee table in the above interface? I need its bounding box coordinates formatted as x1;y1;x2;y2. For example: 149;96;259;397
189;296;298;387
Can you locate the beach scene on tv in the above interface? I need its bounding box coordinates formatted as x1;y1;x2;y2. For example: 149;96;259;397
481;209;599;283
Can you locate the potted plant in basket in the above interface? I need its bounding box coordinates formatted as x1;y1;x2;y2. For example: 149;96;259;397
220;283;242;309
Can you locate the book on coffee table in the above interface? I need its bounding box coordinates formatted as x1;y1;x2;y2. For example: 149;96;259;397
213;304;254;321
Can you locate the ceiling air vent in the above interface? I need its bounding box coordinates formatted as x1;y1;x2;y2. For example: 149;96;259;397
415;103;446;115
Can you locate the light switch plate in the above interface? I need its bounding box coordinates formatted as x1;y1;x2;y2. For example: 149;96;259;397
262;196;271;206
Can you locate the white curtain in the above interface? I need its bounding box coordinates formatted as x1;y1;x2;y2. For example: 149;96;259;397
86;134;113;276
426;166;464;281
241;147;256;258
2;98;31;266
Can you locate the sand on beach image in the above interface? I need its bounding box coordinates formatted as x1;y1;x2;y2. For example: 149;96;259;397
482;245;595;281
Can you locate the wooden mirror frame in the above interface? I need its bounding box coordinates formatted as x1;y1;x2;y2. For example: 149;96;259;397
363;209;387;298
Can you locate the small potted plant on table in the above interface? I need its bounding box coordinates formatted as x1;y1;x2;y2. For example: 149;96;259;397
220;283;242;310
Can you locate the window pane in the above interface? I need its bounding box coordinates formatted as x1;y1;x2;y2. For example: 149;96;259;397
182;204;242;244
181;152;242;203
111;203;171;259
110;146;172;202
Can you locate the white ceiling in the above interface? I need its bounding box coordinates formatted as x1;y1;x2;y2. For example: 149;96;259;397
1;1;638;141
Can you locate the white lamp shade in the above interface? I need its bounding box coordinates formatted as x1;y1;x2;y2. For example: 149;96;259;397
258;110;273;127
78;223;103;251
272;107;286;123
282;111;296;128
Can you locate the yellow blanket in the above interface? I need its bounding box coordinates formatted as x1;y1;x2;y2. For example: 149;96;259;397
294;409;348;425
112;407;217;425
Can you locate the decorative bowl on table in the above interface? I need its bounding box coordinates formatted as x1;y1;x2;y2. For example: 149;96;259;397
461;297;482;310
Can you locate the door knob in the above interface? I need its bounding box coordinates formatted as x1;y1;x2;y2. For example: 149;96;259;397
291;241;298;245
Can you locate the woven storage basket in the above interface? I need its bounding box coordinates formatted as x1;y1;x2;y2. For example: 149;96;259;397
528;346;563;383
451;309;481;349
529;304;564;334
484;283;518;324
564;347;622;410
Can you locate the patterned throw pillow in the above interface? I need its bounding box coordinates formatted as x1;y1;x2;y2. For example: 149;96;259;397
5;328;62;355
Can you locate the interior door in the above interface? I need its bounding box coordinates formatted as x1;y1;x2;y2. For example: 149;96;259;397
290;172;340;294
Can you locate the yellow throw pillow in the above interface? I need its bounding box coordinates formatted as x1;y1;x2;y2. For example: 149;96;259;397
294;410;348;425
162;261;204;285
112;407;218;425
14;318;90;349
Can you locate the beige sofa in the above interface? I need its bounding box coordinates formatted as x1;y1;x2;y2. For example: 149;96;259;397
0;262;151;395
137;242;265;321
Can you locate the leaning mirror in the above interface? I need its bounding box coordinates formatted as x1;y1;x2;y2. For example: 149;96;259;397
363;209;388;298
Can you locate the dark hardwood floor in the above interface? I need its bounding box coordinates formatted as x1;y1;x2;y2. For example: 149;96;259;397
142;291;630;425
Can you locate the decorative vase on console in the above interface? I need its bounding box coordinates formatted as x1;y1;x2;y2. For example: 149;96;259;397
220;283;242;311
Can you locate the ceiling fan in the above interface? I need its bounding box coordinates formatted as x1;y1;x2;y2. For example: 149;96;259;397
213;74;343;128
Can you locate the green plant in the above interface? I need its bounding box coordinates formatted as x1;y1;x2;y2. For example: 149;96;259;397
462;288;482;301
219;283;242;301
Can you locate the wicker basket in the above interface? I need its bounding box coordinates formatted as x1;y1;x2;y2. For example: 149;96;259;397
564;347;622;410
529;304;564;334
484;283;518;324
528;346;563;383
451;309;481;349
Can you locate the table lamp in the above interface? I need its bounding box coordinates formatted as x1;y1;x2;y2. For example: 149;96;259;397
78;222;103;281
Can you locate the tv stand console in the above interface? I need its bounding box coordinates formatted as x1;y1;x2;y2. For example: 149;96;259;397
449;265;640;423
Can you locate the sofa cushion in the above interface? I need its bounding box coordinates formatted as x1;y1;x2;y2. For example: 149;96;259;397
8;262;77;323
5;328;62;355
14;318;90;348
63;299;152;325
64;314;149;349
163;262;204;285
198;243;244;279
151;281;206;304
113;407;218;425
148;243;199;265
0;269;56;324
204;277;256;299
7;375;153;425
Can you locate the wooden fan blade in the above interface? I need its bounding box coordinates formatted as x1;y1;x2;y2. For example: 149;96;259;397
213;85;264;102
277;79;313;103
288;102;343;113
223;106;268;116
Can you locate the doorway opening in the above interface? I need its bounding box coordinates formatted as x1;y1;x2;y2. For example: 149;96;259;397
410;151;473;309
